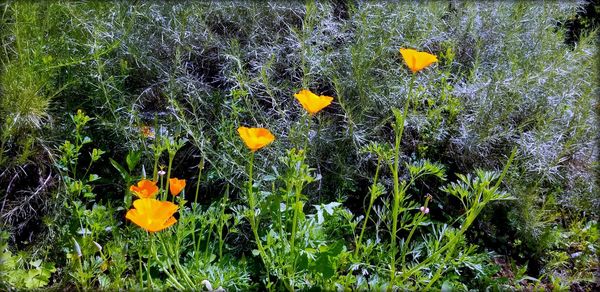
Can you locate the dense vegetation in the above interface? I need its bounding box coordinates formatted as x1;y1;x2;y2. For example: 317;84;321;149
1;1;598;290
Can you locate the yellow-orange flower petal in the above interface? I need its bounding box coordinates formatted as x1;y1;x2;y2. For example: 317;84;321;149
125;198;178;232
399;48;438;74
129;179;159;198
169;178;186;196
237;126;275;152
294;89;333;115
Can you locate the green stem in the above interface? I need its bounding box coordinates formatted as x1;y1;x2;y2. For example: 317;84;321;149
389;187;401;287
276;181;287;249
152;115;160;181
150;233;185;290
152;156;159;181
138;250;144;289
157;233;190;288
76;254;85;290
495;146;517;190
422;146;518;289
165;152;174;200
218;189;228;259
156;232;192;289
194;158;204;206
0;139;6;165
191;159;204;262
288;116;312;291
389;74;415;288
301;113;311;152
289;182;302;258
204;220;214;260
423;207;479;290
148;233;155;289
194;219;203;262
400;197;431;268
143;261;155;289
246;152;272;289
354;156;381;258
400;210;473;283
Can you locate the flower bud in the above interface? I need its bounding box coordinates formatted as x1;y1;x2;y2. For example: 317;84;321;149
93;241;102;252
73;238;82;258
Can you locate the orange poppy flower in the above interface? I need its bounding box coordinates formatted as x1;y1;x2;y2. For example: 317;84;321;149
294;89;333;115
237;126;275;152
125;198;178;232
130;179;159;198
169;178;186;196
399;48;438;74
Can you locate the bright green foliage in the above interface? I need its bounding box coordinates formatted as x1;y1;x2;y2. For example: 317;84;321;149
0;232;56;289
0;1;597;291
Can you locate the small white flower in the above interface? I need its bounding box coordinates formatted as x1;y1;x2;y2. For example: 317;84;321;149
158;170;166;176
419;206;430;214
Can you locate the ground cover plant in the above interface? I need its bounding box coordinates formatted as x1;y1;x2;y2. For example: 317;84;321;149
0;0;598;291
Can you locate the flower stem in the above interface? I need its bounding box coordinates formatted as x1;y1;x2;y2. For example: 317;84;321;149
157;232;194;288
165;152;174;201
400;196;431;268
191;158;204;261
147;232;155;289
389;73;415;288
218;189;228;259
194;158;204;206
246;152;272;289
138;250;144;289
204;219;214;261
303;115;312;152
289;179;302;259
354;156;381;258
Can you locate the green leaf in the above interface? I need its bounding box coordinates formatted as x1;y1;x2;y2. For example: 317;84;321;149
328;240;344;256
90;148;105;162
441;281;453;292
29;259;42;268
314;202;341;224
110;158;130;181
314;253;335;279
264;194;282;215
296;253;309;272
323;202;341;215
126;150;142;172
316;207;324;224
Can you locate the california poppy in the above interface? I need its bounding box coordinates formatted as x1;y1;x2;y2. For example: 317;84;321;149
399;48;438;74
294;89;333;115
125;198;178;232
130;179;159;198
237;126;275;152
169;178;186;196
